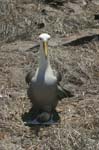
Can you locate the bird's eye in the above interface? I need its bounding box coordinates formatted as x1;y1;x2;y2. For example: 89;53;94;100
39;37;42;41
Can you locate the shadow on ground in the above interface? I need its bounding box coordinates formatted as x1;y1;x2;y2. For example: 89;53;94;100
22;106;60;126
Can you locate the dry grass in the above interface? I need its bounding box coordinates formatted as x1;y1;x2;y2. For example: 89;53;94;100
0;0;99;150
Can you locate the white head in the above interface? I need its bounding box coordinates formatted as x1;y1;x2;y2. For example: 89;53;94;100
39;33;51;42
39;33;51;58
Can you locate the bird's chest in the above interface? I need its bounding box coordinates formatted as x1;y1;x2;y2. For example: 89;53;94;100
31;66;57;102
32;77;57;102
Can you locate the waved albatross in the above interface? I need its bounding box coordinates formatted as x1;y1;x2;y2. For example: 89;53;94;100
26;33;73;123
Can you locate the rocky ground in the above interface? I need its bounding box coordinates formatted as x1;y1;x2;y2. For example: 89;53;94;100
0;0;99;149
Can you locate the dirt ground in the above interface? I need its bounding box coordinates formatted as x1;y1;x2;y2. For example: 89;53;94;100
0;0;99;150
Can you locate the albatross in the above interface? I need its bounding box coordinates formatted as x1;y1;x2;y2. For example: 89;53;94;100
26;33;73;123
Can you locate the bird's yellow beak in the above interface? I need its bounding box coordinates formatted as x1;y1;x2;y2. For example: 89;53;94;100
43;41;48;58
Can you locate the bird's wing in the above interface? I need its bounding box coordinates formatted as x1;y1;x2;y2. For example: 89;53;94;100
57;84;74;100
25;71;34;85
53;70;74;100
53;70;62;84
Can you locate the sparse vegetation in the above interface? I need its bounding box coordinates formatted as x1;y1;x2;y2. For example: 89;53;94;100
0;0;99;150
